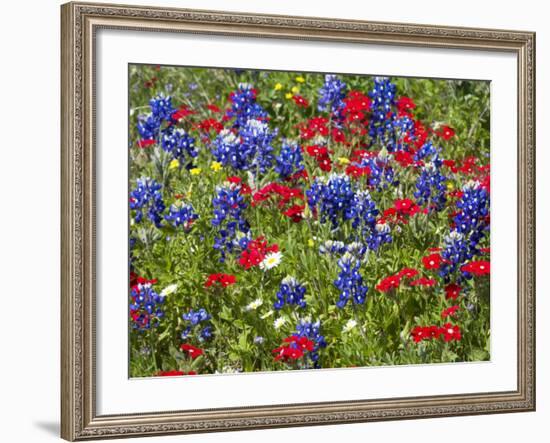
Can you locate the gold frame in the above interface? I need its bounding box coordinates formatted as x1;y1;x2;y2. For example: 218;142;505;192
61;2;536;440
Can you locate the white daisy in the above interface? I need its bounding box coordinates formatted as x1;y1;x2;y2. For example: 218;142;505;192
273;317;287;330
342;319;358;334
260;251;283;271
160;283;178;297
245;298;263;311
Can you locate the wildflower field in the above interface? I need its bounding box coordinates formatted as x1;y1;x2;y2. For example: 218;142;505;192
128;64;491;378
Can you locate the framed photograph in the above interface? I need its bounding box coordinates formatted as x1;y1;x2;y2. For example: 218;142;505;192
61;1;536;440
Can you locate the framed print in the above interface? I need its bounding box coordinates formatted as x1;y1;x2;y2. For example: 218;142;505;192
60;1;536;441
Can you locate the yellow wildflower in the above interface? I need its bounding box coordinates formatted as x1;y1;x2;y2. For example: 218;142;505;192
285;92;293;99
210;161;222;172
295;76;305;83
308;239;315;248
169;159;180;170
338;157;350;165
447;182;455;191
274;83;283;91
291;86;299;94
190;167;202;175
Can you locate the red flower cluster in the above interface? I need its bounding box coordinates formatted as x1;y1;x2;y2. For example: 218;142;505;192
206;103;222;113
272;335;314;362
343;90;371;123
396;96;416;116
411;323;461;343
130;273;158;289
157;370;197;376
409;277;437;287
381;198;422;224
441;305;460;319
239;236;279;269
180;344;204;359
298;117;329;140
305;145;332;172
204;273;237;288
394;150;415;167
195;118;223;134
172;105;196;122
252;183;304;207
376;268;419;292
252;183;305;222
461;260;490;276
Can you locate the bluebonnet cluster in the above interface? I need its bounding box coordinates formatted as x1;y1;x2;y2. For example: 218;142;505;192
390;114;416;152
226;83;267;128
274;276;307;310
317;74;347;124
239;119;277;173
164;201;198;230
414;157;447;212
352;190;392;251
181;308;212;341
130;282;165;331
370;221;393;252
306;174;355;227
212;119;277;173
334;253;369;308
368;77;397;146
211;183;250;261
414;141;437;162
440;182;490;280
295;319;327;368
161;128;198;163
137;94;175;141
351;155;397;189
319;240;369;261
275;141;304;179
130;177;165;227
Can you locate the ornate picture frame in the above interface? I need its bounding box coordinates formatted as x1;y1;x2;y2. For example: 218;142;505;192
61;1;535;440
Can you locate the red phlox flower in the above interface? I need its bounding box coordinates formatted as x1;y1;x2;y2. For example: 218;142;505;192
343;90;371;122
441;305;460;319
409;277;437;287
376;275;401;293
283;204;305;222
439;323;462;342
444;283;462;300
137;139;155;148
180;344;204;359
422;253;443;270
461;260;490;276
292;95;309;107
172;105;196;121
394;151;414;167
204;273;237;288
239;237;279;269
437;125;456;140
206;103;222;113
396;96;416;115
411;325;439;343
157;370;185;376
397;268;419;280
195;118;223;134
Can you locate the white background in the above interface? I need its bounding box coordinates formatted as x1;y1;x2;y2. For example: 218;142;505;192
0;0;546;442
